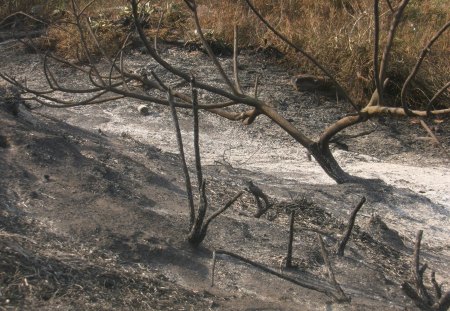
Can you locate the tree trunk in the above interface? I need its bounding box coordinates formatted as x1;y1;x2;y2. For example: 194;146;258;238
308;142;356;184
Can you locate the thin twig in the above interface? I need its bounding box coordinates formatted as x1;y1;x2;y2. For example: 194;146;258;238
373;0;383;105
431;271;442;299
401;21;450;116
337;197;366;257
191;77;203;188
378;0;410;92
385;0;394;12
211;250;217;286
186;0;239;95
427;81;450;114
167;88;195;227
202;191;244;232
244;0;358;111
285;210;295;268
154;9;165;53
233;25;243;94
412;230;431;305
254;75;260;99
318;234;349;302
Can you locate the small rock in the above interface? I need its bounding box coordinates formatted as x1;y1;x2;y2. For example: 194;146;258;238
138;105;149;116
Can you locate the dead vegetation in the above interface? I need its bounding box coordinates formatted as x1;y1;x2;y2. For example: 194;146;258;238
1;0;449;310
2;0;448;106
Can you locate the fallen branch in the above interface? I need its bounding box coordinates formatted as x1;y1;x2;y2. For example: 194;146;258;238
211;249;346;301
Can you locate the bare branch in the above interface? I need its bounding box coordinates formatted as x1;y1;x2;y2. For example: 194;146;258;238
318;234;349;302
187;0;239;95
362;105;450;117
246;181;271;218
129;0;255;104
431;271;442;299
154;9;165;53
285;210;295;268
202;191;243;232
401;21;450;115
71;0;105;86
337;197;366;257
373;0;383;105
188;179;208;243
412;230;431;304
254;75;260;98
385;0;394;13
419;120;443;150
191;78;203;189
428;81;450;114
212;249;342;300
244;0;358;111
378;0;410;91
233;25;243;94
168;88;195;226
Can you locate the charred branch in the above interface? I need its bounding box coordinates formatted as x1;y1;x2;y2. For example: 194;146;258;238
285;210;295;268
167;88;195;226
318;234;350;302
246;181;272;218
337;197;366;257
402;230;450;310
211;249;347;302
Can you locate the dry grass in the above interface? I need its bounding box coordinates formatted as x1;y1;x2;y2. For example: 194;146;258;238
1;0;449;107
195;0;450;108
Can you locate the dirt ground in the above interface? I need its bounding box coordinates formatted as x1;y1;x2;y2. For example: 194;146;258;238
1;39;450;310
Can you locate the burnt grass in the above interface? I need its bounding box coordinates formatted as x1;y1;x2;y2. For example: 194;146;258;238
1;45;450;309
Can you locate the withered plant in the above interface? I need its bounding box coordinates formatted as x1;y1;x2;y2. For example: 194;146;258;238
0;0;449;185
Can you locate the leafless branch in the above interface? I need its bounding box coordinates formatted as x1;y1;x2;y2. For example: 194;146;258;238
168;88;195;226
373;0;383;105
254;75;260;99
285;210;295;268
385;0;394;13
246;181;271;218
244;0;358;111
185;0;239;95
318;234;349;302
233;25;243;94
337;197;366;257
401;21;450;115
402;230;450;310
202;191;243;232
431;271;442;299
412;230;431;304
211;249;344;301
378;0;410;94
154;9;165;53
188;179;208;243
428;81;450;114
191;77;203;188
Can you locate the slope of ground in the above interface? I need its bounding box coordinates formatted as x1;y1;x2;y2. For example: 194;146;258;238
1;40;449;310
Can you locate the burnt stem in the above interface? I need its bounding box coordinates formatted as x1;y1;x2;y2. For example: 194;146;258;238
336;197;366;256
285;210;295;268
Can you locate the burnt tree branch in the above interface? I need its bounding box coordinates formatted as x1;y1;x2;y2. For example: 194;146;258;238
337;197;366;257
